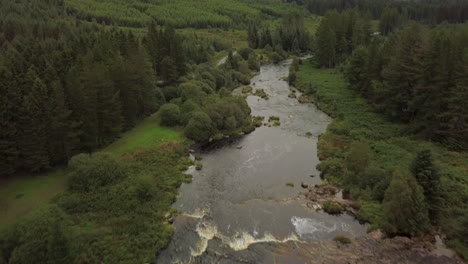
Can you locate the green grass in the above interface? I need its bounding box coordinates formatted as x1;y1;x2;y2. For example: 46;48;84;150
104;113;182;157
297;59;468;256
0;169;67;228
0;113;181;230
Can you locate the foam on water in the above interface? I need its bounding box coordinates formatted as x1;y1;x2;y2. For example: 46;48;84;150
291;216;337;238
226;231;300;251
190;222;218;256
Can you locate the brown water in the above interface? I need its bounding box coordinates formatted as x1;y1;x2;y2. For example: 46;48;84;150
156;59;368;263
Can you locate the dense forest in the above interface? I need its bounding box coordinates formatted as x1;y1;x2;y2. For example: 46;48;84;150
1;0;468;262
311;9;468;150
286;0;468;23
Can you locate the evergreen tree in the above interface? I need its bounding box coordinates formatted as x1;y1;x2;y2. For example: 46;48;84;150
315;19;336;68
247;24;259;49
381;24;425;122
345;46;370;94
18;78;50;172
411;150;442;224
0;66;21;176
379;8;401;36
383;169;429;236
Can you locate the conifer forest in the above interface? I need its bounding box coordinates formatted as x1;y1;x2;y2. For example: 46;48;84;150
0;0;467;263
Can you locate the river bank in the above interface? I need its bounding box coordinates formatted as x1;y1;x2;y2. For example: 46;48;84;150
295;59;468;260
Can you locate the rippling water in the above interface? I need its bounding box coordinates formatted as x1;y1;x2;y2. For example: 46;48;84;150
156;59;367;263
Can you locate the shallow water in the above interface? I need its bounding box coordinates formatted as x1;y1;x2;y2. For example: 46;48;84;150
156;59;367;263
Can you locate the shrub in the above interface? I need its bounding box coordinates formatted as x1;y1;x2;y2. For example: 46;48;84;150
323;200;345;214
286;182;294;187
0;205;71;264
160;103;181;126
238;47;254;60
68;152;127;193
194;154;203;161
288;71;297;85
268;116;280;122
345;141;372;176
254;89;269;99
184;111;214;142
242;86;253;94
333;235;351;244
195;163;203;170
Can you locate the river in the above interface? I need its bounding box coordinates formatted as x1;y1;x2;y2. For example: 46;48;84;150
156;59;368;263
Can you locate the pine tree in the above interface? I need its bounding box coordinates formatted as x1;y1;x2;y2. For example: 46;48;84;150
315;19;336;68
411;149;442;224
379;8;400;36
345;46;370;94
0;66;21;176
160;56;179;83
18;78;50;172
381;24;425;122
48;80;73;164
247;24;259;49
383;169;429;236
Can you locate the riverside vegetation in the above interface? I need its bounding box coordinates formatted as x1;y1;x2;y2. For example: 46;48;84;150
294;7;468;257
1;0;468;263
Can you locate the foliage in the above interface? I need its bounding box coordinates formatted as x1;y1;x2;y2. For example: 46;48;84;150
323;200;345;214
344;23;468;150
247;13;312;53
344;141;372;176
159;104;181;126
293;0;468;24
184;112;214;142
314;9;371;68
0;205;71;264
67;152;127;193
333;235;351;244
411;150;442;224
297;60;467;252
383;169;429;236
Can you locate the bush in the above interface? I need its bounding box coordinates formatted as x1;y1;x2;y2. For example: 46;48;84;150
242;86;253;94
238;47;254;60
160;103;181;126
345;141;372;176
323;200;345;214
68;152;127;193
286;182;294;187
288;71;297;85
268;116;280;122
184;111;214;142
0;205;71;264
333;235;351;244
254;89;269;99
195;163;203;170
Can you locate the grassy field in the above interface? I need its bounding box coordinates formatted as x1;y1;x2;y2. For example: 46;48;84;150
0;113;181;230
296;60;468;257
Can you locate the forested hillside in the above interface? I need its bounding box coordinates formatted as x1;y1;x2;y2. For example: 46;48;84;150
286;0;468;23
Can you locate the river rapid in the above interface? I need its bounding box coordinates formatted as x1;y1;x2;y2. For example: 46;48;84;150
156;59;368;263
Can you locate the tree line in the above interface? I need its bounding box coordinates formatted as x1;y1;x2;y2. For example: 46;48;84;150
0;18;234;177
345;23;468;151
285;0;468;24
247;13;312;53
